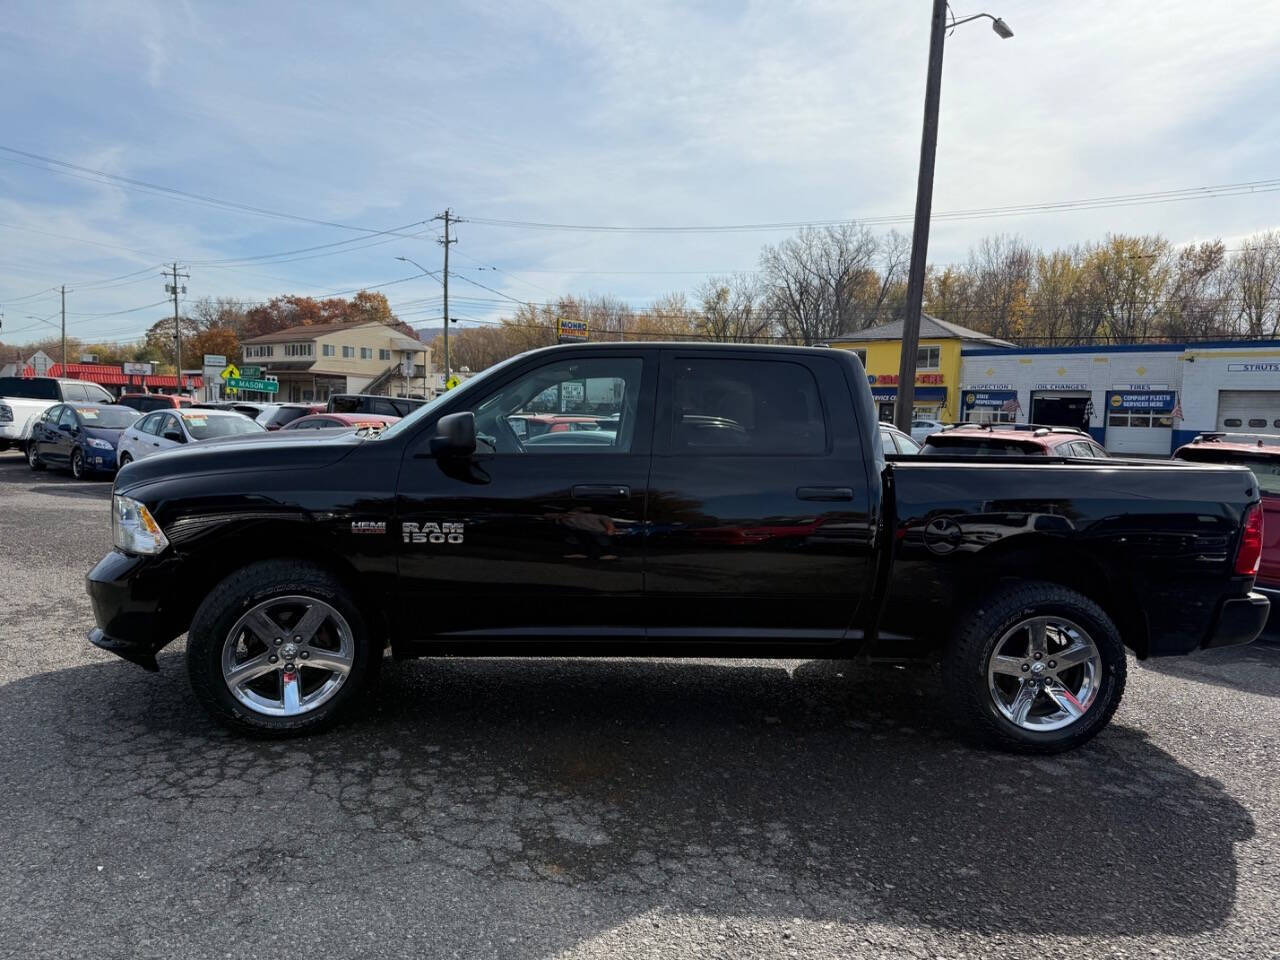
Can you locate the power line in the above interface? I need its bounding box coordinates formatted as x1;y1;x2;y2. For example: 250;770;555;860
0;144;427;238
463;177;1280;234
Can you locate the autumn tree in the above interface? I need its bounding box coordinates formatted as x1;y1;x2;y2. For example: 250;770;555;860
1165;241;1229;341
964;235;1034;342
1082;234;1172;343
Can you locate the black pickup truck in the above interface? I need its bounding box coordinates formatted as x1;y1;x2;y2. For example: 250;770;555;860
86;343;1269;752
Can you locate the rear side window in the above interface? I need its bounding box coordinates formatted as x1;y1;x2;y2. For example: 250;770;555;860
372;399;399;417
0;377;58;400
137;413;164;436
84;383;113;403
268;407;312;428
62;382;87;401
672;358;826;455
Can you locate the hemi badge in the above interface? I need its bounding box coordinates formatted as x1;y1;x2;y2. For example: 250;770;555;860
351;521;386;535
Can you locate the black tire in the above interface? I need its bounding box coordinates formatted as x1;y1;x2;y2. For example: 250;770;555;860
70;448;86;480
942;581;1126;754
119;452;132;467
187;560;381;737
27;442;44;471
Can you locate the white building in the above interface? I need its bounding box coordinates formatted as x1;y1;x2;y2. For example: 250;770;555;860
1178;343;1280;448
960;343;1185;455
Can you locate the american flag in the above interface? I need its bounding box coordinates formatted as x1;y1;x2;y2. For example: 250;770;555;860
1171;400;1184;421
1000;396;1022;414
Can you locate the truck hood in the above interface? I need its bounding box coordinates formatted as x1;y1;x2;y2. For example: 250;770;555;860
115;430;369;493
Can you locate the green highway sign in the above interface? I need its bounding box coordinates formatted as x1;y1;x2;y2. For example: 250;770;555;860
225;376;279;393
239;365;262;377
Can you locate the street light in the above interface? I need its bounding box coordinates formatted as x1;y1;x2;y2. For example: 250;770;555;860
893;3;1013;433
396;255;447;389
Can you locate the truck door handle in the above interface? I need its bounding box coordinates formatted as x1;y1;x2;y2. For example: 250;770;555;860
796;486;854;502
572;483;631;499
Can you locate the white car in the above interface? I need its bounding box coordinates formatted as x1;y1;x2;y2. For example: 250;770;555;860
116;408;266;465
910;418;945;443
0;376;114;452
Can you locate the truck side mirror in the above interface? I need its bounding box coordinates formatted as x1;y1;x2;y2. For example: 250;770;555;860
430;411;476;457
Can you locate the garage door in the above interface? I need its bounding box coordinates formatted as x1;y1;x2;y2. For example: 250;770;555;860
1217;390;1280;436
1104;391;1175;456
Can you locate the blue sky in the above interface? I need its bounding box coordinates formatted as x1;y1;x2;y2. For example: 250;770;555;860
3;0;1279;346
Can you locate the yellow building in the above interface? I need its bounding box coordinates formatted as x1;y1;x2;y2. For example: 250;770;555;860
829;315;1015;423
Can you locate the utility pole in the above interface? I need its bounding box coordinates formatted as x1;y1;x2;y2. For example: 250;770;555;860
165;263;189;394
60;285;67;372
894;0;947;433
433;208;459;385
895;4;1012;432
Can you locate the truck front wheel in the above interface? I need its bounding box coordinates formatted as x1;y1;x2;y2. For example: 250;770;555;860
942;582;1126;754
187;561;381;737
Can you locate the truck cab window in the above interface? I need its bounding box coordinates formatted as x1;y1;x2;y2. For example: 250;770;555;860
466;357;643;454
672;358;826;455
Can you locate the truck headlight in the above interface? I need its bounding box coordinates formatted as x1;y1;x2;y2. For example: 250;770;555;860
0;403;11;423
112;495;169;555
86;437;114;450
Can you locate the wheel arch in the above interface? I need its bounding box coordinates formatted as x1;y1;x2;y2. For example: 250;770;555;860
173;527;394;649
961;534;1150;659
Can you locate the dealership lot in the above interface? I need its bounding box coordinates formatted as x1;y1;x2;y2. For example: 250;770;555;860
2;451;1279;959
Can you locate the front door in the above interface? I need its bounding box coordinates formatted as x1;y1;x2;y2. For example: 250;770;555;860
396;350;656;643
645;351;877;644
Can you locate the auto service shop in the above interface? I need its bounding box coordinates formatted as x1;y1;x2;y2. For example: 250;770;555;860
959;340;1280;456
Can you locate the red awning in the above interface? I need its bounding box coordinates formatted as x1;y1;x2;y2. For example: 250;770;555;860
39;363;202;390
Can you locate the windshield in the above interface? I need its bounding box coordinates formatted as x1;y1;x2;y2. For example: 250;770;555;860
377;351;531;441
1176;448;1280;494
181;413;267;440
0;377;58;400
76;406;140;429
921;437;1037;456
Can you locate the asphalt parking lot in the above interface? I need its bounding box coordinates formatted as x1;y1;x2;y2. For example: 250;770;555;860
1;451;1278;959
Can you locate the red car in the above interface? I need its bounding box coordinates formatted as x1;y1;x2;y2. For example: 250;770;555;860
280;412;400;431
921;424;1109;458
1174;432;1279;615
507;414;610;440
116;393;194;413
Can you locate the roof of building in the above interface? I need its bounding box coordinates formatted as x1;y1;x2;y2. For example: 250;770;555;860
831;314;1017;349
242;320;421;346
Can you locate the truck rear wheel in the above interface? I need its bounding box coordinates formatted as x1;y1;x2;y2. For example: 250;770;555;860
187;561;380;737
942;581;1126;753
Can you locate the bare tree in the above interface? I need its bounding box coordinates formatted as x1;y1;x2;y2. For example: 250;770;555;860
1229;231;1280;338
695;274;771;342
759;223;879;343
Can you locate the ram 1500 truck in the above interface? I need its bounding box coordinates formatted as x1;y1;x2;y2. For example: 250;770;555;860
85;343;1270;752
0;376;115;453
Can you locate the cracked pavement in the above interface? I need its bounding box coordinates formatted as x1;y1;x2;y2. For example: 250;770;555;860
1;452;1278;959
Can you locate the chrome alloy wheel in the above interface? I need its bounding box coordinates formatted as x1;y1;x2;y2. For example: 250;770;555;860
986;615;1101;732
220;595;355;717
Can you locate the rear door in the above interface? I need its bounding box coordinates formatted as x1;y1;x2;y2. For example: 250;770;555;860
49;405;79;465
396;349;657;640
644;351;876;642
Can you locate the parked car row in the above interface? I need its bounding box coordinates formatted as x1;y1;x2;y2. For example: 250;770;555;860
8;380;406;481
